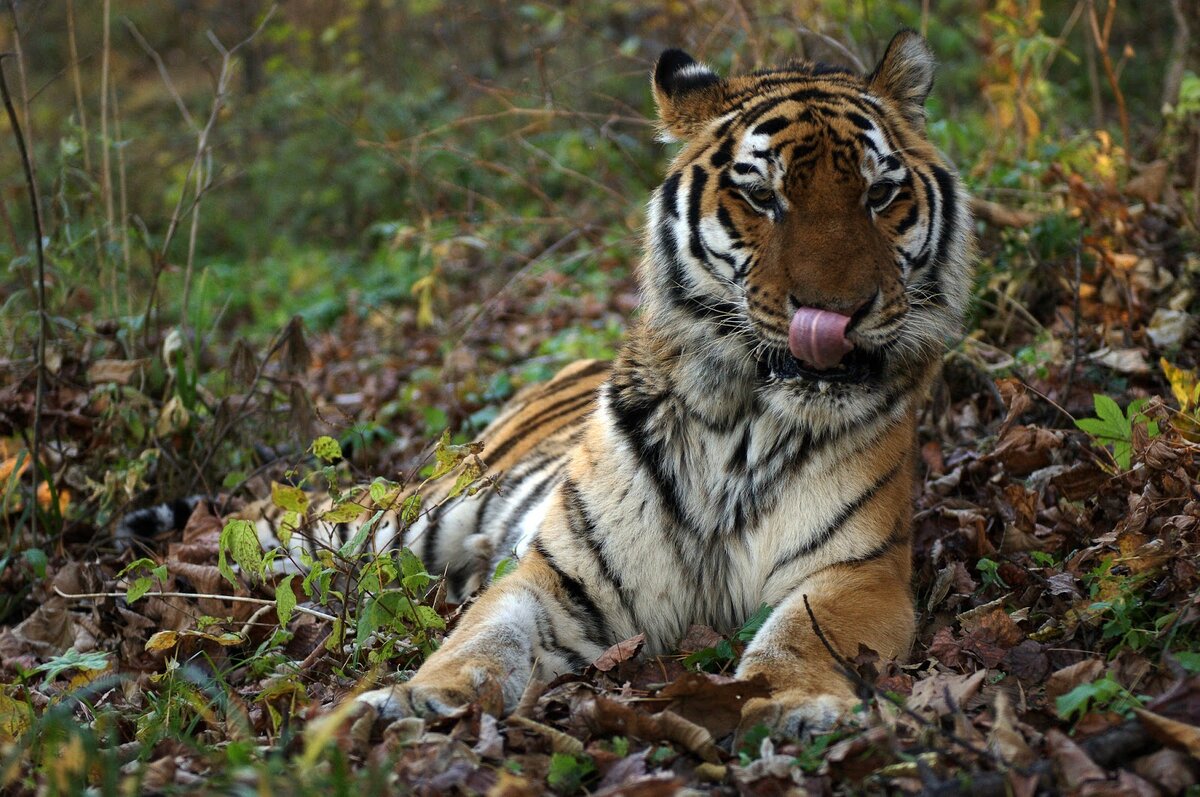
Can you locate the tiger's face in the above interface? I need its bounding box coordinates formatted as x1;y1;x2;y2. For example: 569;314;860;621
643;31;972;418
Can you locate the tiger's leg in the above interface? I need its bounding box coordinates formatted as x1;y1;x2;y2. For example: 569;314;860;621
737;545;914;736
356;544;607;721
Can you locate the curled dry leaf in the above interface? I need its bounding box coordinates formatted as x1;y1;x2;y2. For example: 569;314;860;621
655;671;771;739
506;714;584;756
1133;708;1200;758
593;633;645;672
1046;728;1107;790
1046;658;1105;705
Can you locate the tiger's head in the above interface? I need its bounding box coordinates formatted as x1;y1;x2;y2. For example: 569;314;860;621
642;31;973;426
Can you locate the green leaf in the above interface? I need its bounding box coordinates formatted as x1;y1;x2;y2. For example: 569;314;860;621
127;577;153;604
337;510;383;558
491;556;517;583
1074;417;1122;440
400;494;422;525
1093;394;1127;432
369;477;401;507
736;603;773;642
219;519;263;587
275;575;297;626
448;461;481;499
21;548;47;579
311;436;343;463
271;482;309;514
413;604;445;630
321;500;365;524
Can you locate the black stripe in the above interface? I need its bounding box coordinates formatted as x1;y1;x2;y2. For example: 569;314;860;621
841;518;911;566
607;387;687;531
561;479;627;598
767;458;905;580
660;172;681;220
532;539;611;644
530;597;591;671
484;392;596;466
497;460;566;552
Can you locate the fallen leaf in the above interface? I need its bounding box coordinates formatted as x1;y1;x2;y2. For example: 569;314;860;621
655;672;771;738
1046;728;1106;790
86;358;146;385
593;633;645;672
1134;708;1200;757
145;630;180;652
1046;659;1106;705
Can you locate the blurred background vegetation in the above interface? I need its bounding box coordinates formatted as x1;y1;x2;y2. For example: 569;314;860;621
0;0;1197;525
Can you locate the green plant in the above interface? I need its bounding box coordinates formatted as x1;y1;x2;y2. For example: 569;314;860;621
1055;672;1146;720
546;752;596;794
684;604;773;672
1074;394;1160;470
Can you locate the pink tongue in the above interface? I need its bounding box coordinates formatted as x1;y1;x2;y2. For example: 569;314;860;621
788;308;855;370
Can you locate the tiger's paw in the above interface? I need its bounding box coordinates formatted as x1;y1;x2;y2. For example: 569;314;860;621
738;690;860;739
354;666;505;725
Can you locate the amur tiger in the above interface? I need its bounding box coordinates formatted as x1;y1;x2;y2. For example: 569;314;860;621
120;29;973;736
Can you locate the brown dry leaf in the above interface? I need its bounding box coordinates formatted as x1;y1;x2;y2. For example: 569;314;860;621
1046;728;1107;790
0;597;78;660
1133;749;1198;795
145;630;180;652
86;358;146;385
989;425;1063;475
592;775;684;797
576;696;721;763
1046;659;1105;705
656;672;771;739
593;633;645;672
1090;347;1152;375
506;714;584;755
1124;159;1168;203
486;770;542;797
677;625;723;654
987;691;1035;767
959;607;1024;646
907;670;987;717
1133;708;1200;757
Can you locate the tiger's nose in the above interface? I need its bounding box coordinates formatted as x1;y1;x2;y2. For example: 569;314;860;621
786;293;875;324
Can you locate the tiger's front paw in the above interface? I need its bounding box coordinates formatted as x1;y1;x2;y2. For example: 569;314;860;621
739;689;860;739
355;666;505;725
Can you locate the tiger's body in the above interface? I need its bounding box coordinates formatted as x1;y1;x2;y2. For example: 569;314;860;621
353;31;973;734
121;30;973;736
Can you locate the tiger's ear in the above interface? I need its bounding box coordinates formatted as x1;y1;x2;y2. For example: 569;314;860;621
867;30;936;126
652;49;724;142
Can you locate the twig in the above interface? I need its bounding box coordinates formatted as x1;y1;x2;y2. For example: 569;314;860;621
53;585;338;623
0;52;46;545
1086;0;1131;167
796;24;866;73
100;0;114;244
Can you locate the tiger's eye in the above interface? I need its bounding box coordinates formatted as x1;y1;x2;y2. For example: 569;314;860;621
866;182;896;207
747;186;774;205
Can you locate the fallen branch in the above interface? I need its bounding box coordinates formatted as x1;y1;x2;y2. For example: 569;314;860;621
970;196;1042;228
53;585;338;622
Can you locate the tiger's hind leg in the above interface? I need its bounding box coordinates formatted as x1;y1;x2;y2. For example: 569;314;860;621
736;546;915;737
356;544;606;723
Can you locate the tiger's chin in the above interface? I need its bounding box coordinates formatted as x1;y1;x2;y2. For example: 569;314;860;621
759;345;886;385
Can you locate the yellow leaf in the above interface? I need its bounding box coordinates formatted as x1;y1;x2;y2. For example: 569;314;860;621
1161;358;1199;413
36;482;70;514
321;501;365;524
0;692;32;743
145;630;180;652
271;482;309;514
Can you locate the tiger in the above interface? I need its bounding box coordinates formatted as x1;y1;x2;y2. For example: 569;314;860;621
119;29;974;737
